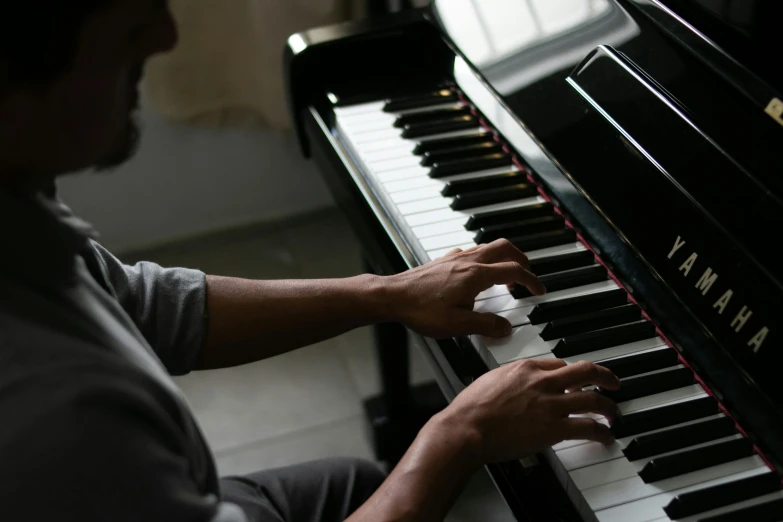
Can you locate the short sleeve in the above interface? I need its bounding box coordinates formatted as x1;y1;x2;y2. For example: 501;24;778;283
86;241;208;375
0;367;248;522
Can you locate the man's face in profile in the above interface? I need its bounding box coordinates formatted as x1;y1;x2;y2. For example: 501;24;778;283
0;1;178;182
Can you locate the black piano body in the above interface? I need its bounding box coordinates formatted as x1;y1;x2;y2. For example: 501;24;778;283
285;1;783;520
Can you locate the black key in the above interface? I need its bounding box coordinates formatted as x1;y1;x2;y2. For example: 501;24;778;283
600;366;694;403
528;250;595;277
475;215;565;243
639;437;755;483
665;471;781;519
598;348;679;379
424;141;503;166
465;202;554;230
528;289;628;324
383;89;458;113
553;320;657;358
442;171;526;197
429;152;511;178
700;498;783;522
394;105;471;128
540;304;641;341
612;397;718;439
413;132;491;155
451;184;538;211
624;416;737;461
512;262;605;299
402;115;477;139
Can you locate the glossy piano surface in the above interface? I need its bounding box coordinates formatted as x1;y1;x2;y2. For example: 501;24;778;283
285;1;783;520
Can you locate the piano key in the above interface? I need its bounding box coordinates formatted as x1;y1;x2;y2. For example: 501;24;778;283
476;279;619;315
406;197;545;227
529;249;595;276
624;416;737;461
441;170;526;196
572;338;669;365
411;217;467;239
394;105;471;128
430;152;512;178
598;347;680;379
384;176;440;194
679;491;783;522
412;131;493;155
376;165;431;183
402;115;477;139
383;89;459;112
527;242;588;259
368;155;423;172
419;231;477;251
557;413;728;472
476;215;566;243
571;434;745;491
428;242;477;260
512;263;606;300
509;229;578;258
611;396;719;439
601;367;694;404
390;185;444;204
333;101;385;117
397;196;452;215
527;284;627;324
539;304;641;341
639;437;755;483
423;141;504;166
595;467;772;522
663;470;781;519
482;323;554;362
554;320;657;358
619;384;707;416
583;455;767;511
451;184;539;211
363;143;417;163
476;285;511;301
465;202;557;230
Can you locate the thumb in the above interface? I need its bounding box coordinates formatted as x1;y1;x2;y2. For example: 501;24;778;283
455;310;513;338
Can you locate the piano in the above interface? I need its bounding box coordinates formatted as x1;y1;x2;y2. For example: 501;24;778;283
285;0;783;520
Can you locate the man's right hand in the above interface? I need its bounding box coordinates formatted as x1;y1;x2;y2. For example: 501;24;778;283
437;358;621;463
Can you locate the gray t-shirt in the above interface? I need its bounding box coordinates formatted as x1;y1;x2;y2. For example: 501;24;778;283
0;187;247;521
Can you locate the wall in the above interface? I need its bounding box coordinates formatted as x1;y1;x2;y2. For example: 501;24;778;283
57;96;333;253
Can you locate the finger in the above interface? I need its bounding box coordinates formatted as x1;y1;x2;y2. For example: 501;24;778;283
453;309;512;338
547;360;621;392
559;417;615;445
480;262;546;296
444;248;464;257
528;358;567;371
553;390;619;423
477;239;531;269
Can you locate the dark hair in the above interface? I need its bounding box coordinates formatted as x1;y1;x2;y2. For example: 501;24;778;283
0;1;110;87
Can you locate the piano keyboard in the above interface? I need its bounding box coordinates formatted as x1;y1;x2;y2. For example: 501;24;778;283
334;90;783;522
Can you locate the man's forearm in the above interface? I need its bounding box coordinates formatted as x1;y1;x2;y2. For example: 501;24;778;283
196;274;393;370
348;411;483;522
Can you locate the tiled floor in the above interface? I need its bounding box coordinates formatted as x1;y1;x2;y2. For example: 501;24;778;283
122;208;514;521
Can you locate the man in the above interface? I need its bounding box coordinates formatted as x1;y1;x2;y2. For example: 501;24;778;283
0;2;620;521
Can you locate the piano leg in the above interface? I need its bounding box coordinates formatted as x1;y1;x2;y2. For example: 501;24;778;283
362;262;447;466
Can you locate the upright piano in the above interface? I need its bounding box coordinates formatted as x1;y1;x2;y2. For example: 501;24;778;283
285;1;783;520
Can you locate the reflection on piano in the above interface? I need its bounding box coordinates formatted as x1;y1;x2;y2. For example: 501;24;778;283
285;0;783;520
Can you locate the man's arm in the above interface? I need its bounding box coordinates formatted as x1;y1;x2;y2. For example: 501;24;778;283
197;240;545;370
349;359;621;522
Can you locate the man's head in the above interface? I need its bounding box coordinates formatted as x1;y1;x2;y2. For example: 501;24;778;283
0;1;177;186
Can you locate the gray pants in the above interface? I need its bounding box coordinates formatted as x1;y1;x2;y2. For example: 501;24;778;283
221;458;387;522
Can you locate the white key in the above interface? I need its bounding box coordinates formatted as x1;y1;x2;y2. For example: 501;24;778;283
342;116;398;133
583;455;767;511
412;218;467;239
620;384;705;415
390;186;444;204
478;323;555;363
369;155;423;172
571;434;743;491
376;166;430;183
569;339;669;365
384;176;440;194
420;231;476;251
356;137;412;153
333;101;385;117
475;280;619;315
398;196;451;215
476;285;511;301
351;128;404;144
428;243;476;260
405;197;544;227
364;144;417;162
335;110;395;125
595;466;771;522
527;242;587;260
